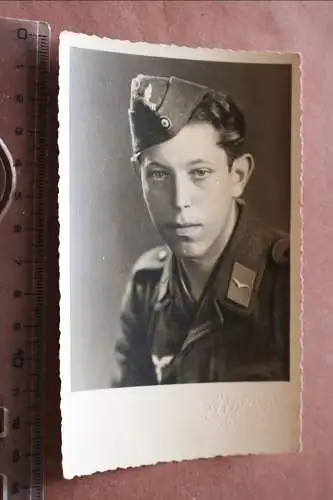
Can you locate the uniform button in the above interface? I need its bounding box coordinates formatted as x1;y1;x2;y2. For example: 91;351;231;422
272;238;289;264
158;249;167;261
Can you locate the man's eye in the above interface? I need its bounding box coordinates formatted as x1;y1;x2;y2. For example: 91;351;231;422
149;169;169;180
190;168;212;180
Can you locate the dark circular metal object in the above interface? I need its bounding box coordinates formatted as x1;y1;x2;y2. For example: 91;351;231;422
0;137;16;222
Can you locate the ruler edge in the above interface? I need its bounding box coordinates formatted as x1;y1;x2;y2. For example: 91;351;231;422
0;17;52;500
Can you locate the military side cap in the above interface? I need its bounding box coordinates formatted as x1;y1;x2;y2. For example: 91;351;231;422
128;75;213;159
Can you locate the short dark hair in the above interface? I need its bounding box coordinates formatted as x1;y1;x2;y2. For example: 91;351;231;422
189;93;245;167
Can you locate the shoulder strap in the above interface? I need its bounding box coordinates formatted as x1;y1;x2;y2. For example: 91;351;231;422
131;245;169;277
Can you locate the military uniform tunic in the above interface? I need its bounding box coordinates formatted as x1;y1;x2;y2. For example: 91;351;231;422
112;205;290;387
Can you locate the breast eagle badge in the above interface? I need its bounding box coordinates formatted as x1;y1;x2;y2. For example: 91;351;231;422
152;354;174;383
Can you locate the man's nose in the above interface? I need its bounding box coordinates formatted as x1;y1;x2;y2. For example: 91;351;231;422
171;174;191;210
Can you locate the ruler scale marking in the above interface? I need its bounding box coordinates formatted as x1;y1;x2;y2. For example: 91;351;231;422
0;18;50;500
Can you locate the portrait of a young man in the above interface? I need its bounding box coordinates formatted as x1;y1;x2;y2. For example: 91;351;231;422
112;74;290;388
59;36;302;475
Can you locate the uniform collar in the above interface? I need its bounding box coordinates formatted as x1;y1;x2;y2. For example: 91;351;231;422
212;203;271;316
155;202;272;316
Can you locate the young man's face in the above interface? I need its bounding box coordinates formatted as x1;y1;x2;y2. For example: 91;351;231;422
140;122;251;261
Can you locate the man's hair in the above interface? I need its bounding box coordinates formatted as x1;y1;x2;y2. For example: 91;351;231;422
189;93;246;167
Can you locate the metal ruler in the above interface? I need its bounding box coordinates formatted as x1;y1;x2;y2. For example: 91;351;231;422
0;17;50;500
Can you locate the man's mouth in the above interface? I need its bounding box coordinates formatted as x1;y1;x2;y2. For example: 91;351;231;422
164;222;203;237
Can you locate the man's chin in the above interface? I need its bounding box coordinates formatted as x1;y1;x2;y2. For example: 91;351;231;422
168;240;205;260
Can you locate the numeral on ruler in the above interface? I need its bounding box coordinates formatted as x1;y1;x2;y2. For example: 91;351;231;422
0;17;50;500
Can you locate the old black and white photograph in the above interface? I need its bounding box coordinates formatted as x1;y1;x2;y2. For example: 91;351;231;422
59;33;301;475
114;71;291;388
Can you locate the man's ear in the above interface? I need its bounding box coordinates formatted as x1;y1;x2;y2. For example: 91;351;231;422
230;153;255;199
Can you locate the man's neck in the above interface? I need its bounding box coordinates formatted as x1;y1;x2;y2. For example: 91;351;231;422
180;201;238;301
